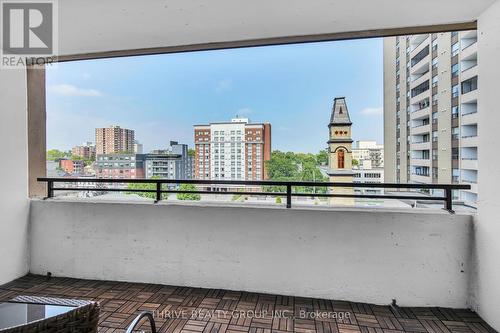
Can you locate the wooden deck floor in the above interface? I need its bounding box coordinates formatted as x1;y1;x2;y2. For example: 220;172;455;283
0;274;495;333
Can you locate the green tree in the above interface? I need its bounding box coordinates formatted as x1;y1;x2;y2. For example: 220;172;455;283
188;149;195;157
70;155;94;166
126;176;168;200
265;150;328;194
352;159;359;167
316;149;329;165
47;149;70;161
177;184;201;201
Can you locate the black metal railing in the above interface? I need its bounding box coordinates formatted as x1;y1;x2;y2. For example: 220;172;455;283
37;177;470;212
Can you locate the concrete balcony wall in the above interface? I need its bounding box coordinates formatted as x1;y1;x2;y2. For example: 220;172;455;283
410;141;431;151
460;42;478;61
462;89;478;103
410;89;431;106
461;111;478;125
410;106;431;120
461;159;478;170
410;35;430;56
461;64;478;82
412;70;431;88
411;124;431;136
411;158;431;167
461;135;479;147
30;200;473;308
410;55;431;76
410;174;432;183
0;71;29;285
476;2;500;329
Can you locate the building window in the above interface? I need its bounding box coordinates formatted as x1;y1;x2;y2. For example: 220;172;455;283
451;63;459;78
411;81;429;98
451;42;460;57
411;45;429;67
461;76;478;94
337;149;345;169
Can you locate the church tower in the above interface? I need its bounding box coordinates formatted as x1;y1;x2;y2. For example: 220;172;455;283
327;97;354;205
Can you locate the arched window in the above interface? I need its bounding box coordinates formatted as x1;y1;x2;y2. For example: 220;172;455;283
337;149;345;169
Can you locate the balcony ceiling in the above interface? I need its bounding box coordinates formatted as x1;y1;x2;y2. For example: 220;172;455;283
59;0;496;57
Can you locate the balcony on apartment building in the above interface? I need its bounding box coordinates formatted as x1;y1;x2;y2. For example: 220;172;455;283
461;124;479;147
3;1;500;332
461;102;478;125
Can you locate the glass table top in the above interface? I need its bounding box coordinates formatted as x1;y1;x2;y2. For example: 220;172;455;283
0;302;74;330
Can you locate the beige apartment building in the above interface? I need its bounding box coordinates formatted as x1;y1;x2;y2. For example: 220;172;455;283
194;118;271;181
95;125;135;155
384;31;478;205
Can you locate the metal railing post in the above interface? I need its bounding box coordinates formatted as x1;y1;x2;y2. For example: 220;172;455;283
155;181;161;203
286;184;292;208
47;180;54;199
444;188;454;213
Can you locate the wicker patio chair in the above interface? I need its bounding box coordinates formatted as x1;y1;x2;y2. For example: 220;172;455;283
0;296;100;333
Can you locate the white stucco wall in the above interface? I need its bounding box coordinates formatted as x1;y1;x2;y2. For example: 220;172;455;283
475;1;500;330
0;70;29;284
30;200;472;308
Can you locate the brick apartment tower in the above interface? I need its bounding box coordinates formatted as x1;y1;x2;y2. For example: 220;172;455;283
327;97;355;205
95;126;135;155
194;118;271;181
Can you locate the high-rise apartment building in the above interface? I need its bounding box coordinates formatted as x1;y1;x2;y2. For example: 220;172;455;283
194;118;271;181
71;142;96;160
95;126;135;155
384;31;478;205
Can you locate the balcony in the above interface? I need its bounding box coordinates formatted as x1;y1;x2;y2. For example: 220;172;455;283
410;174;431;184
461;89;478;104
462;180;478;194
461;135;479;147
410;106;431;120
410;54;430;77
25;185;470;307
460;39;477;61
461;110;478;125
411;123;431;136
411;158;431;167
411;140;431;151
461;64;478;82
411;70;430;88
462;158;478;170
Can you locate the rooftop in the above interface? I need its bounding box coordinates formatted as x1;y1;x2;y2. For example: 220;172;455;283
0;274;494;333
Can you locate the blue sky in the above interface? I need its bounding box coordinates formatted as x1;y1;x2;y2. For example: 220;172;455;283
46;38;383;153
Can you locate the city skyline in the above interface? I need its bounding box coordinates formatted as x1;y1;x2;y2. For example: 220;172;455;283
46;38;383;153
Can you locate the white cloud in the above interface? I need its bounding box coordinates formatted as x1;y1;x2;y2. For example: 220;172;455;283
48;84;102;97
360;106;383;116
214;78;232;92
236;107;252;116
